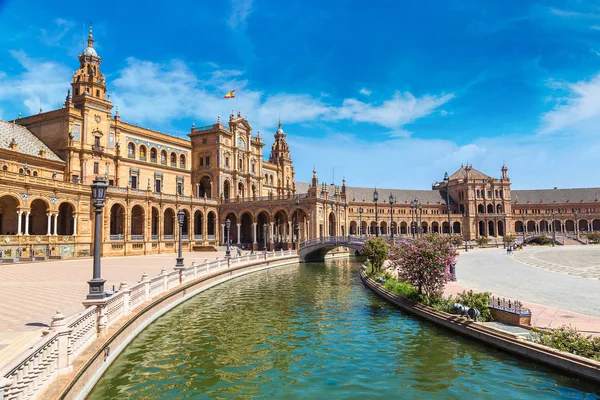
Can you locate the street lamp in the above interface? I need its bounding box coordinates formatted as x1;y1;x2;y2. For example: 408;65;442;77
225;218;231;258
389;194;394;240
87;177;108;300
574;210;579;239
175;210;185;268
443;172;451;236
263;223;267;250
410;200;416;239
418;203;423;237
358;207;363;237
373;188;379;237
551;210;556;247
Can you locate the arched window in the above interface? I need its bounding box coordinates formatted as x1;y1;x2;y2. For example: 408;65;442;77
139;145;147;161
150;148;157;162
161;150;167;165
2;165;7;171
265;174;268;183
128;143;135;158
170;152;176;167
180;154;186;169
270;176;273;185
33;171;38;176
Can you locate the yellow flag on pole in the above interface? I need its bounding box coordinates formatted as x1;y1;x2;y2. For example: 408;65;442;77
223;90;236;99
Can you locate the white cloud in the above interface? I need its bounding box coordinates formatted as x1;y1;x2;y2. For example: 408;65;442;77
540;72;600;135
0;50;70;116
107;57;453;135
228;0;254;31
359;88;372;96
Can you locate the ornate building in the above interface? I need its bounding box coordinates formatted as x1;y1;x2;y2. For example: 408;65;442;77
0;26;599;260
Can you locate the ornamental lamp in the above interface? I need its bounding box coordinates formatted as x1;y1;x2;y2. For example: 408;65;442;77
226;218;231;230
91;177;108;208
177;209;185;226
444;172;449;183
388;194;394;205
373;189;378;202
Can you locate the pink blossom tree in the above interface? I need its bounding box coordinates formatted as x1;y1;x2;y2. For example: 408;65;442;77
389;234;458;297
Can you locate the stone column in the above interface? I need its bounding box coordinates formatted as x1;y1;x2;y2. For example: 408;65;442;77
252;222;257;244
236;223;241;245
47;213;52;235
221;224;226;245
17;210;22;235
24;211;30;235
269;222;274;243
53;214;58;236
73;214;78;236
287;221;292;243
306;220;310;240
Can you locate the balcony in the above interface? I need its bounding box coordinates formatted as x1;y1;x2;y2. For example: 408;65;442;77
110;234;124;241
130;235;144;241
92;144;105;154
164;234;174;241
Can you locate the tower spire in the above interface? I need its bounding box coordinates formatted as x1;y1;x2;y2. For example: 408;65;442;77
87;21;94;48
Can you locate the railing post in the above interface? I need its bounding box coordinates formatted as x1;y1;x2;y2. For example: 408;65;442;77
192;261;198;280
161;267;168;291
141;272;150;302
119;281;131;315
0;377;12;400
205;259;209;275
49;311;73;375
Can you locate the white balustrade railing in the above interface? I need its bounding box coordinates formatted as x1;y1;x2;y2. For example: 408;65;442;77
0;249;298;400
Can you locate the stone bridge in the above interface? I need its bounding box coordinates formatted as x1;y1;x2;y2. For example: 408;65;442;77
516;233;587;245
298;236;368;262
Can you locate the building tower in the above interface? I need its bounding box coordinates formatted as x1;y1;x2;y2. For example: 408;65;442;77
269;119;295;196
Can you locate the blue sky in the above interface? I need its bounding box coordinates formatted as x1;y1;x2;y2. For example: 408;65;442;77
1;0;600;189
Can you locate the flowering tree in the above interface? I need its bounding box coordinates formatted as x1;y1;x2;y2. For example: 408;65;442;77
389;234;458;297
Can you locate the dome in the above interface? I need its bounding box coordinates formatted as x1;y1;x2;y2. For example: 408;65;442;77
83;46;98;57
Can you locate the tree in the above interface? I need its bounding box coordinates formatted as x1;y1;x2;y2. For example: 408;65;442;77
389;234;458;297
362;237;389;274
503;234;516;246
449;235;463;247
475;236;489;247
585;231;600;244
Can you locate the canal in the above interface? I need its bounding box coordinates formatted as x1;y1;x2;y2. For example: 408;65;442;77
89;258;599;398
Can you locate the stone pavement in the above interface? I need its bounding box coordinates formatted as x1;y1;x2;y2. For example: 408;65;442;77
0;249;237;369
446;246;600;336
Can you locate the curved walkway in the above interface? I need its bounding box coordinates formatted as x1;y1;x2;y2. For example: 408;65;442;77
451;247;600;322
512;245;600;280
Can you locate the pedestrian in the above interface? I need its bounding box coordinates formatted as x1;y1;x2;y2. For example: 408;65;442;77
237;248;241;257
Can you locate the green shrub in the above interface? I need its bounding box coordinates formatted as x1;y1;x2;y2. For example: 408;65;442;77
449;235;463;247
455;290;493;322
475;236;489;247
503;234;516;246
585;231;600;244
530;326;600;361
419;294;455;313
384;279;419;301
362;238;389;274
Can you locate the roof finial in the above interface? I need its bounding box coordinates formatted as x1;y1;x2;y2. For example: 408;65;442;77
115;106;119;116
217;115;221;124
87;21;94;48
278;114;282;128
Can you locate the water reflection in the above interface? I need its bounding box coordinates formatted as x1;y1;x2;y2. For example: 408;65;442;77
89;258;599;399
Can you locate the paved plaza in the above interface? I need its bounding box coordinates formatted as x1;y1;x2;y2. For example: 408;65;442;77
0;250;231;369
451;246;600;330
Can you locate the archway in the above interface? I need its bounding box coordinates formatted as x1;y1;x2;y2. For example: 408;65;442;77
453;221;461;234
194;211;203;239
565;220;575;232
257;211;270;248
350;221;358;235
579;220;588;232
207;211;216;239
238;182;245;199
151;207;159;239
361;221;368;236
380;221;387;235
515;220;524;233
539;220;549;233
224;180;231;200
478;220;485;236
552;219;561;232
164;208;175;238
488;220;495;236
224;213;238;244
421;221;428;234
29;199;49;235
110;204;124;238
487;204;493;214
328;212;336;236
369;221;377;235
292;208;308;242
593;219;600;231
57;202;75;235
478;204;484;214
130;205;144;239
273;210;288;246
497;220;504;236
432;222;440;234
240;212;253;245
496;204;503;213
526;220;536;233
0;195;19;235
199;176;211;198
400;221;408;235
182;210;190;238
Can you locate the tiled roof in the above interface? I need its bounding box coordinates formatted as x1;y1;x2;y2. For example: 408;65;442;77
512;188;600;204
296;182;447;205
449;166;492;180
0;121;63;162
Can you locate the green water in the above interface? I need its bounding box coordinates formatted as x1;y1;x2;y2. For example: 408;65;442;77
89;259;599;399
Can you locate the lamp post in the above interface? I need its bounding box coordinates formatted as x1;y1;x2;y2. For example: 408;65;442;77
551;210;556;247
410;200;416;239
175;210;185;268
87;177;108;300
418;203;423;237
373;189;379;237
295;196;300;248
225;218;231;258
443;172;451;236
574;210;579;239
389;194;395;240
263;223;267;250
358;207;363;237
